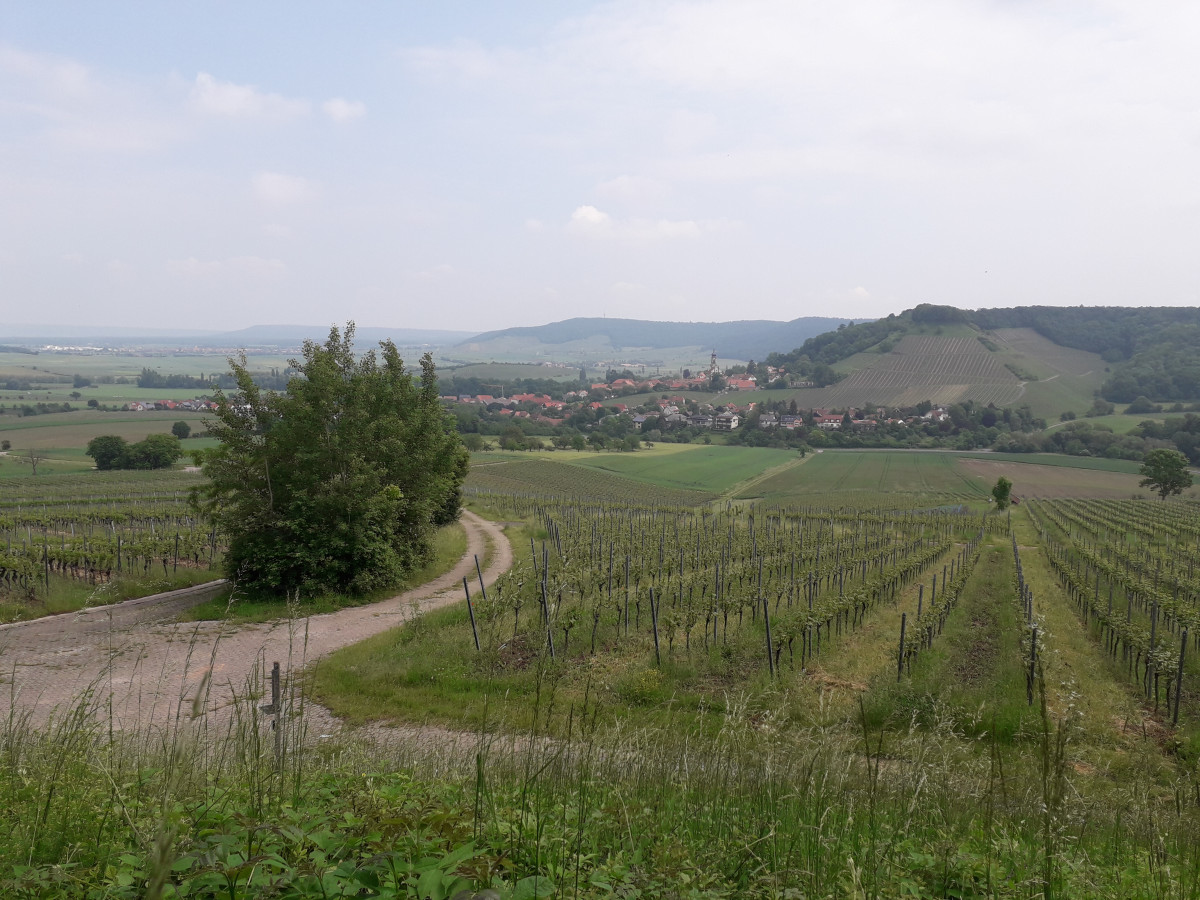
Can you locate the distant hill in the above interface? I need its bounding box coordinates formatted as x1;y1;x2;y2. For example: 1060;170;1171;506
0;323;478;348
458;316;856;362
765;303;1200;413
201;325;477;347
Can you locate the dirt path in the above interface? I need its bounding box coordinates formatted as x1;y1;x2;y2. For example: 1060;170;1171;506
0;510;513;731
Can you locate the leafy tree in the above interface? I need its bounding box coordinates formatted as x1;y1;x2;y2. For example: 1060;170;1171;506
86;435;130;470
195;324;467;598
128;433;183;469
172;420;191;440
1139;448;1193;499
87;398;99;408
0;440;9;451
991;476;1013;509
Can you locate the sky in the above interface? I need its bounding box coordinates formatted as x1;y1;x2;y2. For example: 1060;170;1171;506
2;1;1199;333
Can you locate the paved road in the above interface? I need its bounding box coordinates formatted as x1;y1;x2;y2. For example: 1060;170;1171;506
0;511;512;732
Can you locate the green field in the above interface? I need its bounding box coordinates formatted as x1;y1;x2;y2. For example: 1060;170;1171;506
0;410;208;450
564;444;798;494
1045;413;1161;435
735;450;990;507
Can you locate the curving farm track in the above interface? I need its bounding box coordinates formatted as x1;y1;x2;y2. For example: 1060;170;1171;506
0;510;513;732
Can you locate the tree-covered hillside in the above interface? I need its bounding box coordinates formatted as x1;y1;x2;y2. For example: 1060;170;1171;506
460;316;855;362
767;305;1200;403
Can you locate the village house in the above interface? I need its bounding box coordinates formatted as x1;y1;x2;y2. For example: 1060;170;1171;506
713;411;740;431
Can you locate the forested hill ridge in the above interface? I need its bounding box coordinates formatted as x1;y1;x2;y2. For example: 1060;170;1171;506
766;304;1200;403
458;316;855;362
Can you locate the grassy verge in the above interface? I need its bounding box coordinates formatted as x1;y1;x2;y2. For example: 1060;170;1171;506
863;536;1038;740
0;566;223;624
5;664;1200;897
182;521;468;623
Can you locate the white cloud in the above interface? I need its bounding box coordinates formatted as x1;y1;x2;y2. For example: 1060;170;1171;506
0;46;93;99
524;218;545;232
322;97;366;122
253;171;313;204
167;256;287;279
190;72;309;119
567;205;727;241
262;223;293;238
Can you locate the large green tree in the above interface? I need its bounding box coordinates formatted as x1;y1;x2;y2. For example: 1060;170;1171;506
195;324;468;597
1139;448;1194;499
86;435;129;470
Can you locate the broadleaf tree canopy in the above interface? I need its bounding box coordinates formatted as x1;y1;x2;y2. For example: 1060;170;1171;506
196;323;468;597
1138;447;1193;500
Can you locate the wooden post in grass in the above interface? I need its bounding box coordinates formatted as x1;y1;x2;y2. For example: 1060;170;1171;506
1175;628;1188;726
463;577;480;651
763;595;774;677
917;584;923;620
474;554;488;603
897;612;907;682
259;661;282;764
1028;626;1038;706
650;587;661;666
541;575;555;659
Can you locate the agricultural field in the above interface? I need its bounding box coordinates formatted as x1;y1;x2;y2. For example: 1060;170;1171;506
958;457;1176;499
466;455;718;505
311;467;1200;896
9;441;1200;895
564;444;798;495
736;450;991;509
990;327;1106;378
0;350;290;381
438;361;587;382
777;326;1109;417
0;469;220;621
0;409;209;451
782;333;1024;409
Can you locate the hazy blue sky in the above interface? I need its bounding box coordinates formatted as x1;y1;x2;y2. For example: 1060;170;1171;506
3;1;1199;332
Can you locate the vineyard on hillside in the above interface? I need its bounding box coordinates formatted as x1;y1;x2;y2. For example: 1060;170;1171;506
326;491;1002;730
0;470;221;619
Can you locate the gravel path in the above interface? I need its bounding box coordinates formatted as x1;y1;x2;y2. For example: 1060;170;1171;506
0;511;513;732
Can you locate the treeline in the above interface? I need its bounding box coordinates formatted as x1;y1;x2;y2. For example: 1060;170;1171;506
137;368;292;391
136;369;213;390
440;374;585;399
84;434;183;470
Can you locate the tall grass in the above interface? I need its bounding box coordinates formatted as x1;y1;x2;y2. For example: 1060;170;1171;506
4;644;1200;898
